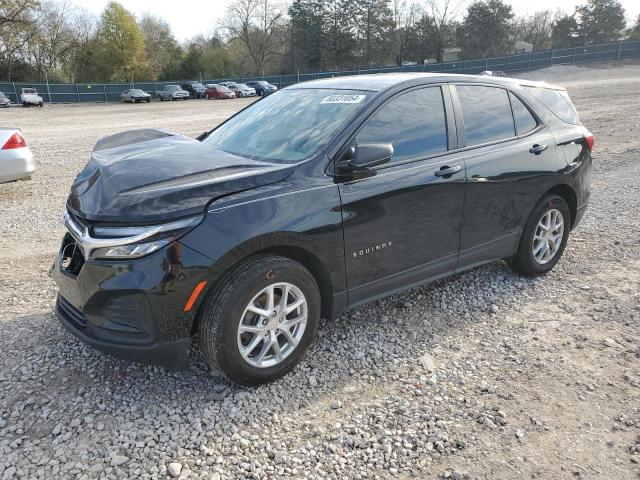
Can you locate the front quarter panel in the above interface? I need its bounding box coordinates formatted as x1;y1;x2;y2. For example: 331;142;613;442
179;167;347;303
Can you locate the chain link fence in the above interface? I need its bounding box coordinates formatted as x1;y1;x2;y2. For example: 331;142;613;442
1;40;639;104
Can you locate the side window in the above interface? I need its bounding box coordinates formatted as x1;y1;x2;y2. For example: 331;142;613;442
357;87;448;164
509;92;538;136
456;85;515;146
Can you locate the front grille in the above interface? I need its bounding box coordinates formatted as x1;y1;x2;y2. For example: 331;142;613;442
57;295;87;329
60;233;85;276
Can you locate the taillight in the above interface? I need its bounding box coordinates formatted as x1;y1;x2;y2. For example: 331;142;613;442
584;133;594;151
2;132;27;150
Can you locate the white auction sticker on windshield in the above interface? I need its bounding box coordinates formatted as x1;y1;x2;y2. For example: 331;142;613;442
320;94;366;104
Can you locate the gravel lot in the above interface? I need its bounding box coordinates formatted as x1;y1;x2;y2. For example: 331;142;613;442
1;62;639;480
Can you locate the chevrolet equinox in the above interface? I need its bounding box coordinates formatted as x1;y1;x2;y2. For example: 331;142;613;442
52;73;593;385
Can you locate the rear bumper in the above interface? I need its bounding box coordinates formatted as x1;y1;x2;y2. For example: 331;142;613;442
573;202;588;230
0;147;35;183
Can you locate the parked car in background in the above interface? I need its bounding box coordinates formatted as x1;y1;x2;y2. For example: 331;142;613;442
219;82;256;98
0;128;35;183
0;91;10;107
51;73;591;385
156;85;189;101
20;88;43;107
244;80;277;96
181;81;207;98
479;70;506;77
121;89;151;103
204;84;235;99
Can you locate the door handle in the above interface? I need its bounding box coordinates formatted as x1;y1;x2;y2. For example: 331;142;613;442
435;165;462;177
529;144;548;155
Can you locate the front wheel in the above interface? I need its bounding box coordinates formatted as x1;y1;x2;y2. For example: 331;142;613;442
509;194;571;276
199;255;321;386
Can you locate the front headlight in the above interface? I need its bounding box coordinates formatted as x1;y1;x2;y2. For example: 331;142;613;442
92;239;171;259
64;212;202;260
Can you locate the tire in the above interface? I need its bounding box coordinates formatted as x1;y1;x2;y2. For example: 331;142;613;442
22;102;27;108
199;255;321;386
39;102;43;108
509;194;571;276
171;96;176;101
146;98;150;103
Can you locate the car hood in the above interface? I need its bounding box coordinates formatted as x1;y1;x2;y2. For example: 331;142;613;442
66;129;295;224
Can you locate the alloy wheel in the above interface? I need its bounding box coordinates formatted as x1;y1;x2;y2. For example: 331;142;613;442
237;282;307;368
532;208;564;264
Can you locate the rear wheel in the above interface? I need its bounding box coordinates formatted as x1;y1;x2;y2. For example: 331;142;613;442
199;255;320;386
510;194;570;276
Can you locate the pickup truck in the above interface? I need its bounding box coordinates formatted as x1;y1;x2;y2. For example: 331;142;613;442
156;85;189;101
20;88;44;107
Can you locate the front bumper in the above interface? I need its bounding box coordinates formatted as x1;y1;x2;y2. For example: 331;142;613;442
51;237;214;369
0;147;35;183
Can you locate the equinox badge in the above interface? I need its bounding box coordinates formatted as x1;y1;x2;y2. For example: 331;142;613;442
353;241;393;258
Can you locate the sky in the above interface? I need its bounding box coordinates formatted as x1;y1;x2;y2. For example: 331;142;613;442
78;0;640;41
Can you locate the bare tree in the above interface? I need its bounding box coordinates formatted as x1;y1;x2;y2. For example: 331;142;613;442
27;0;76;79
220;0;285;74
427;0;465;62
392;0;423;64
513;9;561;51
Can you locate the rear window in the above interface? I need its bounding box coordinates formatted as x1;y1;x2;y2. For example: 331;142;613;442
523;86;580;125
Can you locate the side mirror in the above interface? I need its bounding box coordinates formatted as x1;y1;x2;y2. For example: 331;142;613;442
338;142;393;172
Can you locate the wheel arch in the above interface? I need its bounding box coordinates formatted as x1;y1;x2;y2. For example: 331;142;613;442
545;183;577;229
190;235;337;335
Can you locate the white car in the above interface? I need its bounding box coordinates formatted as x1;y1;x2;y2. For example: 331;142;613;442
0;129;35;183
20;88;44;107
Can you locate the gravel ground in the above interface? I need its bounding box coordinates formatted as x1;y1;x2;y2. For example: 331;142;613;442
0;61;639;480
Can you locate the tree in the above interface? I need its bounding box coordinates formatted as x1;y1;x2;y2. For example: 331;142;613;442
139;13;181;80
324;0;358;70
513;10;559;51
627;15;640;40
26;0;76;81
391;0;423;65
551;14;579;48
220;0;285;75
289;0;325;72
575;0;626;43
353;0;394;68
427;0;464;62
96;1;148;81
0;0;39;80
457;0;514;59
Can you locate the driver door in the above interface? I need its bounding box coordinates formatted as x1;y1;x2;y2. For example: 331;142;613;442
337;85;466;307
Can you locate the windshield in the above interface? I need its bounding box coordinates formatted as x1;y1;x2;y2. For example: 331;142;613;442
23;89;36;94
166;85;180;91
130;89;144;94
193;83;204;89
203;89;371;163
219;86;232;93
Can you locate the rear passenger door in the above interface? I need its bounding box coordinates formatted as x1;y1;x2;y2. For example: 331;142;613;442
452;84;559;269
337;86;465;307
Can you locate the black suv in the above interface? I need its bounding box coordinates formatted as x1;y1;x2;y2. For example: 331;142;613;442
52;73;592;385
181;81;206;98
